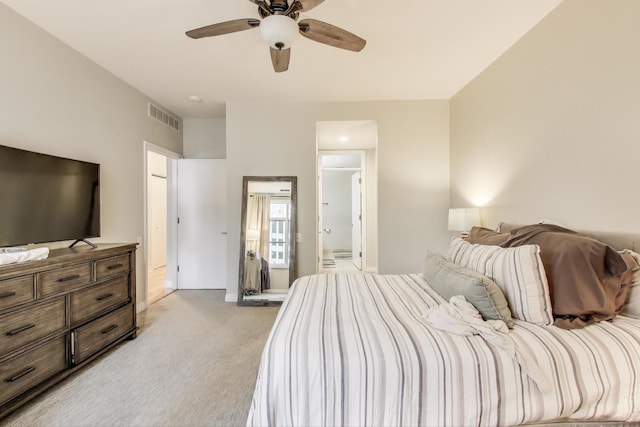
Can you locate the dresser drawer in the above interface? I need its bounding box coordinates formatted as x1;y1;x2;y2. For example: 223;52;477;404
96;254;130;281
0;275;35;311
38;263;92;297
0;336;67;406
73;304;134;363
70;275;130;325
0;298;66;357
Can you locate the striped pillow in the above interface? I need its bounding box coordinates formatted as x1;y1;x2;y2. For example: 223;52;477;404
449;237;553;325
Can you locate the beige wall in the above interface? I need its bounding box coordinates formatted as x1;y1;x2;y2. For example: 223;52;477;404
0;4;183;308
450;0;640;233
183;118;226;159
226;100;450;294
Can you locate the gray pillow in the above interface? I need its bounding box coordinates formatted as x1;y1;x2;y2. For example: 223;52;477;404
423;252;514;328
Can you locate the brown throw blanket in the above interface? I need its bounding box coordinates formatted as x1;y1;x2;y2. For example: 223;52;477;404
498;224;633;328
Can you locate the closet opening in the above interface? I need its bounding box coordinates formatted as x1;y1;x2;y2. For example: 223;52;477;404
144;142;179;308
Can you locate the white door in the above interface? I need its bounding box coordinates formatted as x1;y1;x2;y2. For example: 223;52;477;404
177;159;227;289
351;172;362;270
149;175;167;270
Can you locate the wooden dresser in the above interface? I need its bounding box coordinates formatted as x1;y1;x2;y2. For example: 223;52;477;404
0;244;137;418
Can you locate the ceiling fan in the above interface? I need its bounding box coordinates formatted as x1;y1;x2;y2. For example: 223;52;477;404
185;0;366;72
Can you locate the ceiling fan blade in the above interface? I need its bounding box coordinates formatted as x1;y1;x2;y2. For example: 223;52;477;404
296;0;325;12
186;19;260;39
298;19;366;52
270;47;291;72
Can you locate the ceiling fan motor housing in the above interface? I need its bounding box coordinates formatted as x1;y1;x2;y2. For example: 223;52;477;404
260;15;299;50
270;0;290;13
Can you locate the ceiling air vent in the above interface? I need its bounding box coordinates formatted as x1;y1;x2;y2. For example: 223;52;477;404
148;103;181;132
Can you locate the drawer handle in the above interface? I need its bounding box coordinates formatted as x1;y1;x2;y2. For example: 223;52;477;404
101;324;118;334
6;323;36;336
0;291;17;299
107;263;124;270
5;366;36;383
57;274;81;283
96;293;114;301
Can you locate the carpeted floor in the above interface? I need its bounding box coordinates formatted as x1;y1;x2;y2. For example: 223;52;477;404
2;290;280;427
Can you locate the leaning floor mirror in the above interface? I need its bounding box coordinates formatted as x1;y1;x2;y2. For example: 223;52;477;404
238;176;297;306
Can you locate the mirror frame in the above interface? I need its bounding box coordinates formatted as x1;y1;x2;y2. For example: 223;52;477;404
237;176;297;306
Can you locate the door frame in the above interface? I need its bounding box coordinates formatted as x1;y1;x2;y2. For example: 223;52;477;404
143;141;181;310
316;150;367;272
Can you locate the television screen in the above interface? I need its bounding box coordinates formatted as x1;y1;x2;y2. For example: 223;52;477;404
0;144;100;247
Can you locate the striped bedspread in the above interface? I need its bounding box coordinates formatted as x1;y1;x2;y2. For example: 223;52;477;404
247;273;640;427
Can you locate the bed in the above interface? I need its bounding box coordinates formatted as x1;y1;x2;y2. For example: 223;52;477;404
247;224;640;426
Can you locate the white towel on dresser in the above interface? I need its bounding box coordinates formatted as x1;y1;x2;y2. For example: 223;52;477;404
0;247;49;266
424;295;550;392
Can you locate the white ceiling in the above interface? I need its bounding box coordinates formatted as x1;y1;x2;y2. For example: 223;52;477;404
3;0;561;119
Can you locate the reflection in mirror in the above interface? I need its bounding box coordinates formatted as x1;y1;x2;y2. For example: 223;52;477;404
238;176;296;305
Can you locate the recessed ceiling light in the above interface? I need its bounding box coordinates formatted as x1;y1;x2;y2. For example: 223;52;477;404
339;136;349;142
189;95;202;103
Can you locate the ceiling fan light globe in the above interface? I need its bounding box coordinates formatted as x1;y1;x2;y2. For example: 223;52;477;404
260;15;298;49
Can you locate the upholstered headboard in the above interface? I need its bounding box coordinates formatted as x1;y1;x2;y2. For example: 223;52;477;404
497;222;640;253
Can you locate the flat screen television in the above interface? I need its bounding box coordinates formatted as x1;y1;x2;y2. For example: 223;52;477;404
0;144;100;247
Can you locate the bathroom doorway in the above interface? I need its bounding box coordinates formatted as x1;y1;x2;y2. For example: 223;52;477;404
316;121;378;273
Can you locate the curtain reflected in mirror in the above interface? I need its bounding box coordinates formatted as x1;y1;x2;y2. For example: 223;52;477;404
238;176;296;305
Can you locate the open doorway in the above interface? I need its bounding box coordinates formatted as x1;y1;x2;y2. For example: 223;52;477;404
144;142;180;309
316;121;378;274
319;153;363;272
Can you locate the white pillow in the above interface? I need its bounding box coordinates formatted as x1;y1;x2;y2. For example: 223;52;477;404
449;237;553;325
621;249;640;318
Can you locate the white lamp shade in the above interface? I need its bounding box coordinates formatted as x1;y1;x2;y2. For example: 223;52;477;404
448;208;481;232
259;15;298;49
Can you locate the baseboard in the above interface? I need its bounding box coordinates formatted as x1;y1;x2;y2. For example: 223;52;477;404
363;266;378;273
137;301;147;313
225;293;238;303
